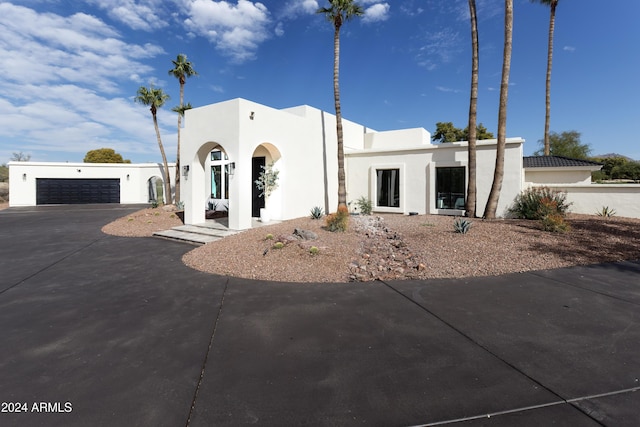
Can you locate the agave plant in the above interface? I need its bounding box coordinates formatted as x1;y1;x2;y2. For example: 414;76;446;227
453;217;473;234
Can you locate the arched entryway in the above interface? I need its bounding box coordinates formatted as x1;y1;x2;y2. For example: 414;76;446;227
251;143;282;218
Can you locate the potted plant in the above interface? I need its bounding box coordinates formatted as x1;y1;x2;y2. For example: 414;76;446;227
255;162;279;222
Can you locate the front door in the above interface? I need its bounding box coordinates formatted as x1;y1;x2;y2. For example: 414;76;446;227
252;156;266;217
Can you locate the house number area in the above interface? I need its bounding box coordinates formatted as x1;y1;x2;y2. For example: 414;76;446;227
2;401;73;413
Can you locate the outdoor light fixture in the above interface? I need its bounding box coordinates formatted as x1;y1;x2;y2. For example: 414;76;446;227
126;174;130;181
249;111;255;120
22;173;27;181
77;169;81;173
229;162;236;176
182;165;190;177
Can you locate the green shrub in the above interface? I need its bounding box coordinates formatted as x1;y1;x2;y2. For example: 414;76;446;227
265;233;274;240
355;196;372;215
453;217;472;234
596;206;616;217
309;246;320;255
151;200;159;208
272;242;284;249
325;205;349;232
310;206;324;219
510;187;571;220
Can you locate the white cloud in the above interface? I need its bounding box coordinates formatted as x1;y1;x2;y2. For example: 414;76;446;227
282;0;319;17
183;0;272;63
436;86;462;94
0;3;170;160
85;0;169;31
415;28;462;71
564;45;576;52
275;22;285;36
362;3;390;24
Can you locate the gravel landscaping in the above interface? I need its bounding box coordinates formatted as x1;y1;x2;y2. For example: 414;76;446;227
102;207;640;282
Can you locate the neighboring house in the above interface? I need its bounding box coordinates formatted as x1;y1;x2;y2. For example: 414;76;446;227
523;156;602;185
181;98;524;229
9;162;176;206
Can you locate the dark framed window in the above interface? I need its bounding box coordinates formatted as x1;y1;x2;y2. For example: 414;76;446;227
436;167;465;209
376;168;400;208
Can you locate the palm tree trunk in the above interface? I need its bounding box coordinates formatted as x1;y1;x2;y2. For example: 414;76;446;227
153;112;172;205
175;81;185;203
333;24;347;210
543;1;556;156
466;0;479;218
484;0;513;219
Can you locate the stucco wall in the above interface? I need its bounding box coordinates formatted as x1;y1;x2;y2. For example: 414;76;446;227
525;169;594;185
347;139;524;217
535;184;640;218
8;162;175;206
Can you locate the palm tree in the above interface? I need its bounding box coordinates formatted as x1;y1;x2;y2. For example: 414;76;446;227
317;0;364;210
168;54;198;203
484;0;513;219
466;0;479;218
532;0;559;156
135;85;172;204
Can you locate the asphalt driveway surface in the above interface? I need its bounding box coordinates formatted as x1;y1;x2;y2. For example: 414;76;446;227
1;205;639;426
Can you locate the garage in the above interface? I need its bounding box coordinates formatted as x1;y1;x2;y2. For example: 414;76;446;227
36;178;121;205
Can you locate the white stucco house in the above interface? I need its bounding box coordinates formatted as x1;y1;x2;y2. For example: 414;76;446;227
181;98;524;230
9;162;176;206
11;98;638;222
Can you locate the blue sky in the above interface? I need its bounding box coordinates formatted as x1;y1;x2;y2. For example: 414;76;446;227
1;0;639;164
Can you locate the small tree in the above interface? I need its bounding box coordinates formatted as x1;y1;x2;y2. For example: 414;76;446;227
432;122;494;143
254;162;279;201
533;131;591;159
84;148;131;163
10;152;31;162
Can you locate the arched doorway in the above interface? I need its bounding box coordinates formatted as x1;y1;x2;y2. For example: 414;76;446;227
147;176;164;204
251;143;282;218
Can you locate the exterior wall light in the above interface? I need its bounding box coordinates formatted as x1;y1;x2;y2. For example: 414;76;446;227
126;174;130;181
182;165;190;178
229;162;236;176
249;111;255;120
23;173;27;181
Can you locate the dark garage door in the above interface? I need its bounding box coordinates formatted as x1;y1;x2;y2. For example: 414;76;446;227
36;178;120;205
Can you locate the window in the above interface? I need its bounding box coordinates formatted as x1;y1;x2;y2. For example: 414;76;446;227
436;167;465;209
210;150;231;199
376;168;400;208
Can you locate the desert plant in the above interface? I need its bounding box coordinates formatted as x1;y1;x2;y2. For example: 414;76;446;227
453;217;473;234
325;205;350;232
309;246;320;255
541;212;570;233
151;200;159;208
175;201;185;210
255;162;279;200
596;206;616;217
265;233;274;240
272;242;284;249
355;196;372;215
310;206;324;219
510;187;571;220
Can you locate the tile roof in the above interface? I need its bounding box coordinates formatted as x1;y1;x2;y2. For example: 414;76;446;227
523;156;602;168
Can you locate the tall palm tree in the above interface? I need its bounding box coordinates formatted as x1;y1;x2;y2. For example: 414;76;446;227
484;0;513;219
317;0;363;210
168;54;198;203
135;85;172;204
466;0;479;218
532;0;559;156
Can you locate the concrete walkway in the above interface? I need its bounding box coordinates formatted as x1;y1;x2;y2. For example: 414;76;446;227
1;205;639;426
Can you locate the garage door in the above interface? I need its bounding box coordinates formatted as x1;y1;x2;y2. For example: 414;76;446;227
36;178;120;205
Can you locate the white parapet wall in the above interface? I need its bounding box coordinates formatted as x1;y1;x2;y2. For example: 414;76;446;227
8;162;176;206
536;184;640;218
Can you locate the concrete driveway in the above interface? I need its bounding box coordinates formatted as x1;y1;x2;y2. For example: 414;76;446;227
1;205;639;426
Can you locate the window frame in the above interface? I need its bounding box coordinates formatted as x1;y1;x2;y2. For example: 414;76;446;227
370;164;405;213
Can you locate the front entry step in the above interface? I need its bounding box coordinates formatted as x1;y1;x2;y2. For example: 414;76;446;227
153;223;240;245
